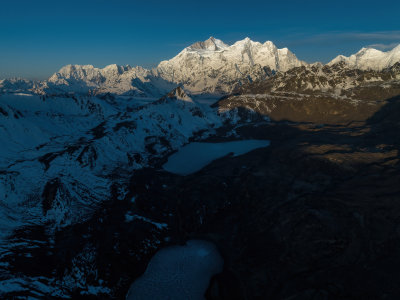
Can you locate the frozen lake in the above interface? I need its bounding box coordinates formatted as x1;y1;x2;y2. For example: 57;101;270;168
126;240;223;300
163;140;270;175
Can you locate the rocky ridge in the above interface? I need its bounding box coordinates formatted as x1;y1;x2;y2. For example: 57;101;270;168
216;62;400;124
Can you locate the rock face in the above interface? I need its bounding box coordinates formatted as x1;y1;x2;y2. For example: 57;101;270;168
328;44;400;70
160;86;194;102
157;37;306;94
216;62;400;124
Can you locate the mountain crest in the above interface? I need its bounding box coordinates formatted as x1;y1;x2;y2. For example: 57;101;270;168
328;44;400;70
157;37;306;94
2;37;309;96
164;86;193;102
188;37;229;51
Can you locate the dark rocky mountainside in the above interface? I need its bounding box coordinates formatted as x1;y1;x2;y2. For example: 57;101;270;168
122;65;400;299
131;96;400;299
235;62;400;97
216;62;400;124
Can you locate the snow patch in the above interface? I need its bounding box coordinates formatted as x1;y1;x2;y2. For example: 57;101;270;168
126;240;223;300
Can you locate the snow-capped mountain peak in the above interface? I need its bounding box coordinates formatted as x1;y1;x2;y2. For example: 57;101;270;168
157;37;306;94
188;36;229;52
328;44;400;70
232;37;260;47
45;63;176;97
102;64;130;76
50;65;102;82
50;64;133;82
1;37;308;97
43;37;306;96
0;78;36;94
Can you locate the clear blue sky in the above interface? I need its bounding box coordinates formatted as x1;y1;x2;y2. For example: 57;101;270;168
1;0;399;80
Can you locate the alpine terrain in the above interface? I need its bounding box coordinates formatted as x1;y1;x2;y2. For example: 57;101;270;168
1;37;400;299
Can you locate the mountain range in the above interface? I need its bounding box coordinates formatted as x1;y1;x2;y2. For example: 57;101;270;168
1;36;400;299
328;44;400;70
2;37;400;97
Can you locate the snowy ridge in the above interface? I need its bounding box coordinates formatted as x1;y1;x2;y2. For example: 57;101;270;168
0;78;36;94
0;90;220;261
0;87;223;297
188;36;229;51
45;64;176;97
328;44;400;70
3;37;305;97
46;37;305;96
157;37;306;94
0;83;230;298
2;39;400;98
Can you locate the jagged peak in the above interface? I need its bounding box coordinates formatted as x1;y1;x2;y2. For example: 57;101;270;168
102;64;135;72
50;64;145;82
166;86;193;102
188;37;229;51
54;64;97;77
277;47;290;54
102;64;130;75
263;40;275;46
356;47;382;56
310;61;324;68
348;44;400;57
60;64;95;71
231;38;278;50
233;37;256;46
56;64;134;74
103;63;120;70
328;43;400;70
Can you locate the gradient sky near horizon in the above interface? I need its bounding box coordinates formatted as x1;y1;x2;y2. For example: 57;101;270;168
1;0;399;80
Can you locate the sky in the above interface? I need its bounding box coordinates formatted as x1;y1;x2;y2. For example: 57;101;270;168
1;0;399;80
